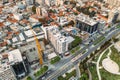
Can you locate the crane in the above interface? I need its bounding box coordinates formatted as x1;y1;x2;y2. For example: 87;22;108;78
29;24;43;65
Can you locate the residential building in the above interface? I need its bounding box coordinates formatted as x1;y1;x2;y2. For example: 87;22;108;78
36;6;42;17
57;17;68;26
45;0;63;6
36;6;48;17
2;0;8;4
108;8;120;23
98;20;106;30
44;26;74;54
36;0;45;6
25;0;34;5
105;0;120;7
13;13;23;21
0;54;17;80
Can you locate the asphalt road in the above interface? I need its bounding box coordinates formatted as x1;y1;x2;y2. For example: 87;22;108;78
38;25;120;80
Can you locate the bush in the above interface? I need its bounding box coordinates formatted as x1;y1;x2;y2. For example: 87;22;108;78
58;70;76;80
71;36;82;48
70;46;80;54
94;36;105;45
26;76;32;80
50;56;61;64
32;6;36;13
34;66;48;77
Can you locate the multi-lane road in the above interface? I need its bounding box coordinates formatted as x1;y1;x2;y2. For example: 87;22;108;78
38;25;120;80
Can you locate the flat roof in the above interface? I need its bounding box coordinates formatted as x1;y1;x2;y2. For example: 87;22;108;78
24;30;35;37
19;33;25;41
48;52;57;60
67;36;75;44
76;13;98;26
8;49;23;63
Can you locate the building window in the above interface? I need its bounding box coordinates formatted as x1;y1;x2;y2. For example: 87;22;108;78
33;48;36;51
23;51;26;54
29;49;33;52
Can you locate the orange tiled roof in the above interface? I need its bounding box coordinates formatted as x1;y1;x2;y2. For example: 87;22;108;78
97;14;108;21
90;8;97;11
0;41;7;47
30;14;40;20
2;54;8;59
9;13;14;17
21;19;29;24
14;31;20;35
59;11;64;16
50;14;57;20
7;18;18;23
0;22;5;28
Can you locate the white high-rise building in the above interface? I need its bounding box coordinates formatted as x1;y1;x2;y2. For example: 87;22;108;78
46;26;74;54
36;6;42;16
36;6;48;17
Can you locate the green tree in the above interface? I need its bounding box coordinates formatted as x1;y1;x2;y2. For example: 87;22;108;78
71;36;82;48
26;76;32;80
32;6;36;13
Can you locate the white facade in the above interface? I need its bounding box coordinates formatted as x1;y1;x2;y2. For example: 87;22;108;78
57;36;68;53
57;17;68;26
45;0;63;6
98;20;106;30
46;26;74;54
13;13;23;21
36;0;45;5
36;6;48;17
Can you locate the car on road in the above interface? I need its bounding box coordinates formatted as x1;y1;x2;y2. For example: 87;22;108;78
64;52;70;56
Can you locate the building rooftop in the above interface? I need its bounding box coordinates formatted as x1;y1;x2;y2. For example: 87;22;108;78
76;13;98;26
8;49;23;63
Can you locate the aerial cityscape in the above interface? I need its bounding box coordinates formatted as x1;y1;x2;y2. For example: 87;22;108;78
0;0;120;80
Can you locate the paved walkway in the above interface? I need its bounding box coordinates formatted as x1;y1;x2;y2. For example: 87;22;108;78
102;58;119;74
96;44;113;80
86;62;92;80
75;64;81;79
102;45;120;75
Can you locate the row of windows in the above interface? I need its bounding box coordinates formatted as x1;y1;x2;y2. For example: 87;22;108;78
29;48;36;52
22;47;36;54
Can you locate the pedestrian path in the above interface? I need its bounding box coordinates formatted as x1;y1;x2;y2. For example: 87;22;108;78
96;44;113;80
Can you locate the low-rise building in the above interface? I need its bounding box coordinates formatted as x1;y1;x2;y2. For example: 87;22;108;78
13;13;23;21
